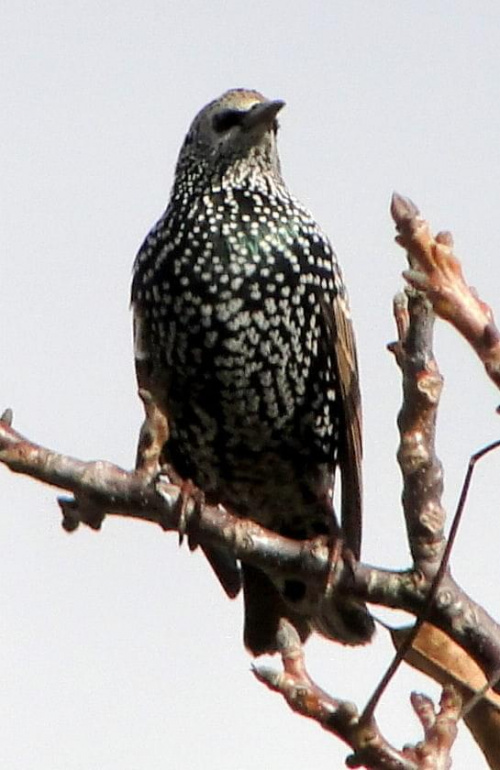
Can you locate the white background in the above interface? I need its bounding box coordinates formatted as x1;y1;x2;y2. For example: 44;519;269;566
2;2;500;767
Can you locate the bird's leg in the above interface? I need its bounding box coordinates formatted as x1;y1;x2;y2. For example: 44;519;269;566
134;387;169;480
167;476;206;548
339;544;358;580
134;388;206;546
323;536;345;592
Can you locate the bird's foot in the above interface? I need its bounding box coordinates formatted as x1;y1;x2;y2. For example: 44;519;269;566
170;478;205;548
341;545;358;581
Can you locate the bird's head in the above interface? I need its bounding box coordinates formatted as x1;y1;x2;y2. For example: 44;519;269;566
176;89;285;179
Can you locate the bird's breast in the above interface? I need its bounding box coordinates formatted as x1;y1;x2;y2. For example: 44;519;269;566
134;185;342;510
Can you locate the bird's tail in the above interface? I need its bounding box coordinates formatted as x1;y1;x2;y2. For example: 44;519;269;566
242;563;311;656
242;561;374;655
312;595;375;645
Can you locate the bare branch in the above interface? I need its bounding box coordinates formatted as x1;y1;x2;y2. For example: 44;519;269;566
388;291;445;569
392;623;500;770
2;409;500;689
254;620;459;770
359;201;500;732
403;687;460;770
0;412;326;575
391;192;500;391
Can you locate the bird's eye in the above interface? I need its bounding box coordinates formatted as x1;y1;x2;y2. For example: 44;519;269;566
212;109;244;133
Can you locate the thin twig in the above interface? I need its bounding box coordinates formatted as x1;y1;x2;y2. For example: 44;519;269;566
391;192;500;391
361;440;500;723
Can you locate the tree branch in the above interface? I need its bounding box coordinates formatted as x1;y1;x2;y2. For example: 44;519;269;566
254;620;460;770
389;291;445;569
1;389;500;686
391;192;500;391
3;193;500;766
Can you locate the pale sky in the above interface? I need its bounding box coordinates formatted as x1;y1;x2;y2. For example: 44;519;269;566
2;2;500;768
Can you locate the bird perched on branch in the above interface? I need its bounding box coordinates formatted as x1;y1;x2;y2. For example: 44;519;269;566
131;89;374;655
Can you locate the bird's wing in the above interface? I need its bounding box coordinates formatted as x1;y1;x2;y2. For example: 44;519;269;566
320;292;363;559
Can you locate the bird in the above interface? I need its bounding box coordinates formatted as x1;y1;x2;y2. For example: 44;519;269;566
131;88;375;655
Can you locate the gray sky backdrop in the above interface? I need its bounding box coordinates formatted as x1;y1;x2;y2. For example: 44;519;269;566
2;2;500;768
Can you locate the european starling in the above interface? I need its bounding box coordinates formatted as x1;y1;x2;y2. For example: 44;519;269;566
131;89;374;654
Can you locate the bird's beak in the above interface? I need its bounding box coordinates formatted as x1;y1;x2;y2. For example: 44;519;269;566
242;99;285;131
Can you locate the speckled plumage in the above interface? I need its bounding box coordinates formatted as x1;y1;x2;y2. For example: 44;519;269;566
132;89;374;654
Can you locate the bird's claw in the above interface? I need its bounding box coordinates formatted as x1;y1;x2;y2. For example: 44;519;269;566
342;546;358;580
172;479;205;548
